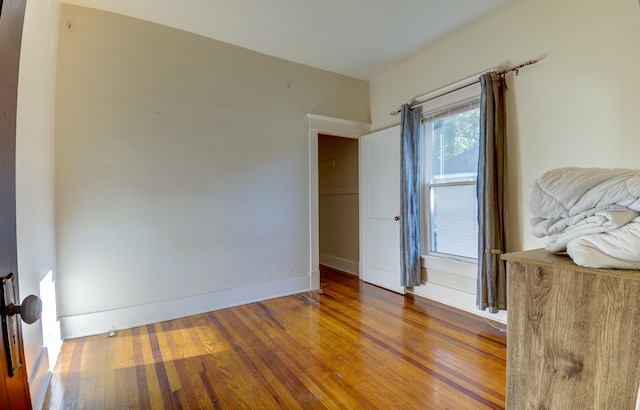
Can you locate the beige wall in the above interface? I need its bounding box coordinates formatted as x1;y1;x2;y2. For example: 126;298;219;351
16;0;61;406
55;6;369;323
370;0;640;252
318;135;359;273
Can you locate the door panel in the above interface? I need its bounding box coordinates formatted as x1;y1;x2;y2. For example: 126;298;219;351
368;226;402;275
360;126;404;294
0;0;31;407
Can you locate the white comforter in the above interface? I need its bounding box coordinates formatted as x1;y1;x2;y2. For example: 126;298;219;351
528;167;640;269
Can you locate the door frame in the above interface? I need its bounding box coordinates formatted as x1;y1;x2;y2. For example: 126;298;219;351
307;114;370;289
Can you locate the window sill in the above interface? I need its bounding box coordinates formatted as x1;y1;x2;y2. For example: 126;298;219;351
421;255;477;279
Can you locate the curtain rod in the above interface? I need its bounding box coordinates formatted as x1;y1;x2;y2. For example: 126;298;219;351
390;57;543;116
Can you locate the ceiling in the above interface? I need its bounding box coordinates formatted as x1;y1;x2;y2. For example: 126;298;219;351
60;0;526;80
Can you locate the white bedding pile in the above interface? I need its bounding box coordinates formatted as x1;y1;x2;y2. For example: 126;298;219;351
528;167;640;269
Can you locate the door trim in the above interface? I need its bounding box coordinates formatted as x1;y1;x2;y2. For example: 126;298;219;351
307;114;370;289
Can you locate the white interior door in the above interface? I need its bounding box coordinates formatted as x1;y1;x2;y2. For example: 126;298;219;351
359;126;404;294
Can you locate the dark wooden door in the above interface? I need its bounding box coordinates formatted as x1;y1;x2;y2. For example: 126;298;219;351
0;0;31;408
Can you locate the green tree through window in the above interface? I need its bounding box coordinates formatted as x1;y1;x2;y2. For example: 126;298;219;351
432;108;480;179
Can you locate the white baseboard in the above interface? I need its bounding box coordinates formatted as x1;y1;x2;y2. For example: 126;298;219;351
60;275;311;339
410;282;507;324
29;347;51;410
319;254;359;275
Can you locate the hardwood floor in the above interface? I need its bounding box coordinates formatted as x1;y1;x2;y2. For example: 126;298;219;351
43;266;507;409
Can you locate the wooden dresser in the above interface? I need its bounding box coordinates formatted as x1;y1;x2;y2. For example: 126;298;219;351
503;249;640;409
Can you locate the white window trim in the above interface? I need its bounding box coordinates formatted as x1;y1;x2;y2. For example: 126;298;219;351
421;82;481;264
418;79;481;114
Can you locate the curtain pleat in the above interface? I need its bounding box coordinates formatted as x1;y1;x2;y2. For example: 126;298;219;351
400;104;422;287
476;73;508;313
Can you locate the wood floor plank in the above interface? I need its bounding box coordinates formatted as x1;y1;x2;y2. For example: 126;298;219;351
103;332;119;408
244;302;364;409
147;324;175;407
288;293;484;409
157;322;187;402
44;267;506;409
261;296;423;408
234;303;340;408
301;278;498;407
131;327;153;410
60;338;84;408
209;310;299;408
214;308;311;408
79;334;101;409
137;325;166;409
164;320;217;409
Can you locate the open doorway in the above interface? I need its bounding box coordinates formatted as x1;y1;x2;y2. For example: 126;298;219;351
318;134;359;275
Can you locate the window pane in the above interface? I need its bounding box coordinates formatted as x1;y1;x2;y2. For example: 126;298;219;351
432;108;479;183
429;184;478;259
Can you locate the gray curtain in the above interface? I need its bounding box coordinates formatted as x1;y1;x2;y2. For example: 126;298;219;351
400;104;422;287
476;72;508;313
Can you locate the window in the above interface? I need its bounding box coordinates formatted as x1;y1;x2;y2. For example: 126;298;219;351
421;83;480;262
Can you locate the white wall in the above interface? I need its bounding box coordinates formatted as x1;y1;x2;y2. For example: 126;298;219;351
370;0;640;253
55;6;369;337
16;0;61;407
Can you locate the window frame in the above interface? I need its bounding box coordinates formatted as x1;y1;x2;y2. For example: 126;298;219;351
420;82;481;264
